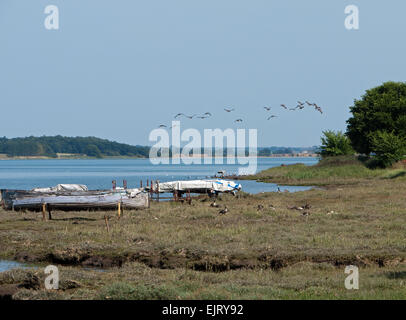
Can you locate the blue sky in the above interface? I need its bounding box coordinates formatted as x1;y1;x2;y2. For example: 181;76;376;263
0;0;405;147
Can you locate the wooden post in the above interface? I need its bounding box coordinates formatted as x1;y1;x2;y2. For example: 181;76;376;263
104;215;110;233
42;203;46;221
117;201;121;219
112;180;116;190
156;181;160;202
123;180;127;190
140;180;143;188
187;189;191;205
48;204;52;220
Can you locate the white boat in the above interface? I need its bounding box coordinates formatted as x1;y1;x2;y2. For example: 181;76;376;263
146;179;242;195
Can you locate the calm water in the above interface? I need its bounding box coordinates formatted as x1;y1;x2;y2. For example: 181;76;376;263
0;260;28;272
0;157;318;194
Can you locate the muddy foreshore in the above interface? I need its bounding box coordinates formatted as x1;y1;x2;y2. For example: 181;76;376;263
11;249;406;272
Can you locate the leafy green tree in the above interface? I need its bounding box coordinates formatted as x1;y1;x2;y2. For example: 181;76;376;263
347;81;406;155
319;130;354;157
370;131;406;168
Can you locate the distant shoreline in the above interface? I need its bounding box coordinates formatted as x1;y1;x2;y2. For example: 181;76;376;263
0;154;319;160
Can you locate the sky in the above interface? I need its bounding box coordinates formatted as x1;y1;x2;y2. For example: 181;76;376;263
0;0;405;147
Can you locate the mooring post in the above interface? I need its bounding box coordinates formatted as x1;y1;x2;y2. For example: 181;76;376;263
117;201;121;219
47;204;52;220
112;180;116;190
140;180;143;188
157;180;160;202
104;215;110;233
123;180;127;190
42;203;46;221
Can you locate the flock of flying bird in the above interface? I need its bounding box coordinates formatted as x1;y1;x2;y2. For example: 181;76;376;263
157;101;323;129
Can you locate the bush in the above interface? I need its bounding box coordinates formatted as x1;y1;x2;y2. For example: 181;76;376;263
369;131;406;168
319;130;354;157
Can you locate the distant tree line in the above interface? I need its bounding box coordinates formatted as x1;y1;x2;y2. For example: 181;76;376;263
0;136;150;158
258;147;318;156
0;135;318;159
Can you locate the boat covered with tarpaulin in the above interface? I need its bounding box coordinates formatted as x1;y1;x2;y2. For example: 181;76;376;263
145;179;242;195
0;184;149;211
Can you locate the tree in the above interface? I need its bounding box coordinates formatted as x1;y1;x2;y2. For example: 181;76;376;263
370;131;406;168
346;81;406;155
319;130;354;157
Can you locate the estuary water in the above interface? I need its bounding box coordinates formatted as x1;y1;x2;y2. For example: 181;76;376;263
0;157;318;194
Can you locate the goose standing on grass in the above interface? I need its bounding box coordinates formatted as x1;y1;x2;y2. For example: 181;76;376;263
210;201;219;208
219;206;228;215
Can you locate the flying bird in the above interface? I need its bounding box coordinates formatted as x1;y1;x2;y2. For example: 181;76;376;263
280;104;288;110
313;104;323;114
197;116;208;119
158;124;167;128
264;106;271;111
203;112;212;116
234;119;243;122
174;113;184;119
267;115;277;120
224;108;235;112
185;114;196;119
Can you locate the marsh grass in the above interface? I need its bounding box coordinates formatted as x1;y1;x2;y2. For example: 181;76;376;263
242;156;406;186
3;262;405;300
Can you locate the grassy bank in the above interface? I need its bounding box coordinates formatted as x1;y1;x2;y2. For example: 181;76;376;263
1;262;405;300
241;156;406;186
